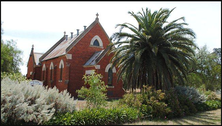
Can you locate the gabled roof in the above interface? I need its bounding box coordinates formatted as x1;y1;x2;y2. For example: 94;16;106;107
41;33;81;61
84;50;104;66
40;16;109;62
33;52;43;65
28;45;43;66
84;46;111;67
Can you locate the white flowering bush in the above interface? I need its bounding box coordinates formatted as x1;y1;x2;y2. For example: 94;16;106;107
1;77;77;125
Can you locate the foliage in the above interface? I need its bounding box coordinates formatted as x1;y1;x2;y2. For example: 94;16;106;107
205;100;221;110
175;85;206;103
109;7;197;91
119;86;171;119
118;93;143;109
194;101;209;112
141;86;171;119
177;94;197;116
44;107;139;125
186;45;221;91
1;39;23;74
1;77;77;125
194;99;221;111
1;24;23;74
76;71;108;109
164;86;208;118
165;88;184;118
203;90;220;100
1;72;28;82
213;48;221;65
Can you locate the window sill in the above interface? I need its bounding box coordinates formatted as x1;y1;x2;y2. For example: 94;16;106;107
107;86;114;88
90;45;103;48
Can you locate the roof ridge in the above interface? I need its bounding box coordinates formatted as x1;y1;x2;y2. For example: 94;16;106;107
39;36;65;62
66;18;99;52
34;52;44;54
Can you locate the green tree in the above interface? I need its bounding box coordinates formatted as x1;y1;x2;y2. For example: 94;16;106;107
109;8;197;91
186;45;221;91
76;71;108;108
1;23;23;74
212;48;221;65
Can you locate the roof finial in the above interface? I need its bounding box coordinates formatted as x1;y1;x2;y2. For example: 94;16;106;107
96;13;99;20
32;44;34;49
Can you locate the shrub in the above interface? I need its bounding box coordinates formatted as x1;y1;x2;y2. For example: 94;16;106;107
195;99;221;112
141;86;171;119
1;77;77;125
45;107;139;125
177;94;197;115
165;87;201;118
139;104;153;119
119;86;171;119
204;90;220;100
76;71;108;109
175;85;206;103
194;101;209;111
118;93;143;109
205;100;221;110
165;88;184;118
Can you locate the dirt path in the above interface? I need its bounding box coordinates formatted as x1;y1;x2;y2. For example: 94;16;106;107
124;109;221;125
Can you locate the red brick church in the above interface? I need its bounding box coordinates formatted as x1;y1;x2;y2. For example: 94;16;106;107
26;14;125;99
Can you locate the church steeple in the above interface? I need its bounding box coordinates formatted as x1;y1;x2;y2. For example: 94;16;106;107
30;44;34;56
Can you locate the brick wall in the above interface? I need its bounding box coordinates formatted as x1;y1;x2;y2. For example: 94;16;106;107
40;56;68;92
26;54;34;79
67;22;125;99
67;23;108;97
97;53;125;99
29;22;125;99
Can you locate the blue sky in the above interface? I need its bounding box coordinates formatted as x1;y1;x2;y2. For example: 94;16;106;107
1;1;221;75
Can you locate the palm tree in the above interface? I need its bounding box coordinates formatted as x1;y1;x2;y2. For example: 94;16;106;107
109;8;197;91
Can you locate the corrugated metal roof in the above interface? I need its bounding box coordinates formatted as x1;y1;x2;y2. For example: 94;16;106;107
84;50;104;66
34;52;43;65
84;46;111;66
42;32;82;61
39;17;109;64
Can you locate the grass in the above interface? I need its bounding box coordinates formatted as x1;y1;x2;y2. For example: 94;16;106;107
124;109;221;125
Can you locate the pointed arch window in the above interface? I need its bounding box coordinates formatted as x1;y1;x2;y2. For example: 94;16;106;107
108;68;113;86
60;66;63;81
93;39;100;46
105;63;116;87
90;35;103;47
50;62;54;81
59;60;64;81
42;64;46;81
